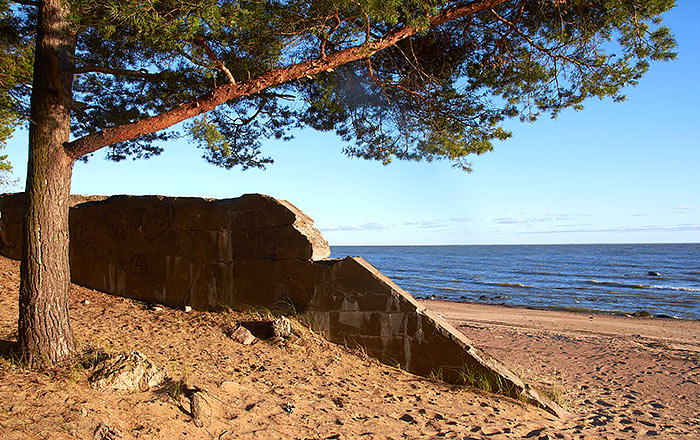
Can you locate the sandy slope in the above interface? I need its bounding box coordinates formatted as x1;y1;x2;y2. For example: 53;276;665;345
1;255;698;439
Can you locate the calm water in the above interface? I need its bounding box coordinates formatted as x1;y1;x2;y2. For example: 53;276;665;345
331;244;700;320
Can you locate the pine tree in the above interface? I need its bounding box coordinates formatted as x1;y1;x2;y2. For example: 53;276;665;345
1;0;676;367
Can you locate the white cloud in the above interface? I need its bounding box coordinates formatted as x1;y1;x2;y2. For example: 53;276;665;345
494;213;588;225
321;222;387;232
515;224;700;234
495;217;529;224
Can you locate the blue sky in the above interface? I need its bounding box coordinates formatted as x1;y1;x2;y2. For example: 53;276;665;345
3;1;699;246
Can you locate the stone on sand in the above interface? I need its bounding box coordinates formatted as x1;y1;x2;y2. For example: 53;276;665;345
231;326;256;345
89;351;165;391
272;316;292;339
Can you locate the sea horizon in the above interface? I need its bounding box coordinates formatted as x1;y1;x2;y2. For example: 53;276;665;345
331;243;700;320
330;241;700;246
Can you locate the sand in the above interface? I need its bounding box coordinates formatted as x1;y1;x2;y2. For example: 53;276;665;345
0;255;698;439
424;300;700;438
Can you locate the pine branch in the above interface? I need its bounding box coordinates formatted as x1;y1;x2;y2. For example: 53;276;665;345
64;0;509;160
74;66;162;79
489;7;597;69
193;37;236;84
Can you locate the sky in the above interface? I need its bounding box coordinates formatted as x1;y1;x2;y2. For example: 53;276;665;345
3;1;699;246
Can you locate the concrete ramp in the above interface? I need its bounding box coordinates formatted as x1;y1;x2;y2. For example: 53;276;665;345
0;192;566;417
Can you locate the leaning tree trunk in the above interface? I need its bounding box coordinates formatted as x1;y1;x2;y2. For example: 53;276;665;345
18;0;77;367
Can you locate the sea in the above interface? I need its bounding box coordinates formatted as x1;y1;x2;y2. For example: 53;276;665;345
330;244;700;320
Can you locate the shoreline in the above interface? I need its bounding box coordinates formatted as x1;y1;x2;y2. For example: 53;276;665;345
416;296;698;322
421;299;700;351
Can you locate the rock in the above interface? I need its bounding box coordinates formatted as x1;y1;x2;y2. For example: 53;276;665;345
93;423;123;440
231;326;256;345
648;271;661;277
272;316;292;339
633;310;652;318
184;305;192;312
89;351;166;391
399;413;416;424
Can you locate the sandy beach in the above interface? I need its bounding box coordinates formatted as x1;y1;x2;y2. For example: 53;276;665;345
1;255;699;439
424;300;700;438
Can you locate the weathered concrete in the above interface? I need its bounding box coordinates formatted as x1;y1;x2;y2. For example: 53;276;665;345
0;193;329;309
0;192;566;417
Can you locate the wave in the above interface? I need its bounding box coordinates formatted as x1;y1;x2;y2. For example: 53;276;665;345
586;280;700;292
511;270;559;276
511;269;594;278
413;283;469;293
646;284;700;293
586;280;646;289
487;282;535;289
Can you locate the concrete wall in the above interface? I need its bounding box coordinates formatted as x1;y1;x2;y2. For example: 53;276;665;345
0;192;565;417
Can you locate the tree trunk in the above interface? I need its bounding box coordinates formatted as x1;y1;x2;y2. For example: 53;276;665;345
18;0;77;367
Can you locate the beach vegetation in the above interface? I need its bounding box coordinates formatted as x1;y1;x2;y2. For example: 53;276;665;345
540;382;569;408
514;365;572;408
8;348;29;369
428;367;444;382
459;363;521;397
0;0;678;367
277;297;301;317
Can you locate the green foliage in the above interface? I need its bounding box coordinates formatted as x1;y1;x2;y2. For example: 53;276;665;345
6;0;678;170
459;363;520;396
0;0;34;185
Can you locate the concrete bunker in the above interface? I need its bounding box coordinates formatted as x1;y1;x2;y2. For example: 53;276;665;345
0;192;566;417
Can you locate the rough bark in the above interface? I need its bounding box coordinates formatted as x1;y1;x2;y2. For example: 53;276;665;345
18;0;77;367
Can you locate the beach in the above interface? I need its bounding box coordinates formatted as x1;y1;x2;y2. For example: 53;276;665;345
1;255;699;439
425;300;700;438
